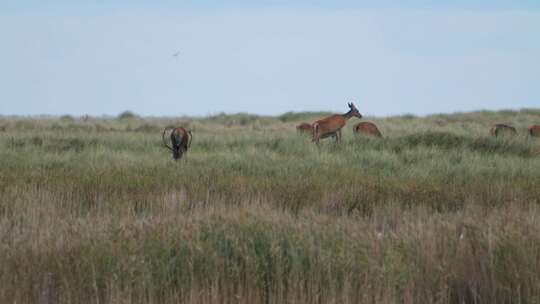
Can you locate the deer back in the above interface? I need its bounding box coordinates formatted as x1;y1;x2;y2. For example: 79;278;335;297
354;122;382;137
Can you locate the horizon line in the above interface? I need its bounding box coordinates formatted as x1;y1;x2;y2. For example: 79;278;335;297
1;107;539;119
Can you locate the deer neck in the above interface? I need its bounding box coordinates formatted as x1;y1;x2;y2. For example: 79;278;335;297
342;110;354;120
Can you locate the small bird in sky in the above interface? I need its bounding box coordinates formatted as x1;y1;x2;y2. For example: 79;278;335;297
172;51;181;57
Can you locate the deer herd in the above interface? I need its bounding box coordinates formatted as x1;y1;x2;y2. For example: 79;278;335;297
162;102;540;160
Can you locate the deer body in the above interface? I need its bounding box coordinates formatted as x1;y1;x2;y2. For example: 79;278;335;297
163;127;192;160
529;125;540;137
296;122;313;134
490;124;517;137
312;103;362;144
353;121;383;137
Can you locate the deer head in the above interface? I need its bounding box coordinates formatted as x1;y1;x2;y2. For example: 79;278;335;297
347;102;363;119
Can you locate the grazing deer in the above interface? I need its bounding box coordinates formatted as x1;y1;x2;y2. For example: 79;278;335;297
162;127;192;160
312;102;362;144
353;121;383;137
296;122;313;134
490;124;517;137
529;125;540;137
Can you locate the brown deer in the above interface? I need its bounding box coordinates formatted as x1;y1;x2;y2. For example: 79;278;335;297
528;125;540;137
296;122;313;134
353;121;383;137
312;102;362;144
490;124;517;137
162;127;192;160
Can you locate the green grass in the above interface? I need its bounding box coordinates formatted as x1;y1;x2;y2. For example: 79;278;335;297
0;110;539;303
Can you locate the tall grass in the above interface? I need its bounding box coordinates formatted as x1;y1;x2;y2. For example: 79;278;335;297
0;110;539;303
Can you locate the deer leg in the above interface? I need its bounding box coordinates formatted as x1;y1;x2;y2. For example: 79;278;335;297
312;132;319;144
312;133;320;145
336;130;341;142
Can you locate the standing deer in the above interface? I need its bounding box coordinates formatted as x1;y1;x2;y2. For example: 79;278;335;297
353;122;383;137
296;122;313;134
312;102;363;144
490;124;517;137
528;125;540;137
162;127;192;160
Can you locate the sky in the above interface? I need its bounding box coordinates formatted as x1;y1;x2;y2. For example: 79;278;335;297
1;1;539;117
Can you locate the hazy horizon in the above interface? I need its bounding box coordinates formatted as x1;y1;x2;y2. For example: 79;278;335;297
1;1;539;117
2;107;539;120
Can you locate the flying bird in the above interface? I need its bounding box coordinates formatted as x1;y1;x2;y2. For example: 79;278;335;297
172;51;181;57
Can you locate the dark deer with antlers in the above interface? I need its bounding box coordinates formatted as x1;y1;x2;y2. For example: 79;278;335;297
312;102;362;144
162;127;192;160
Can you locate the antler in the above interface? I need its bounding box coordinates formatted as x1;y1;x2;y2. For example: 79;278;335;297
162;127;175;152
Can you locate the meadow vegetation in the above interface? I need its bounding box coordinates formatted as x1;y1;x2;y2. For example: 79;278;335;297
1;109;540;303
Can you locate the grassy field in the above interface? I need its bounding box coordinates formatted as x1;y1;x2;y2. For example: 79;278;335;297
1;109;540;303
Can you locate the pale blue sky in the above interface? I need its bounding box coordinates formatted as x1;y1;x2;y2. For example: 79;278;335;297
1;1;539;116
